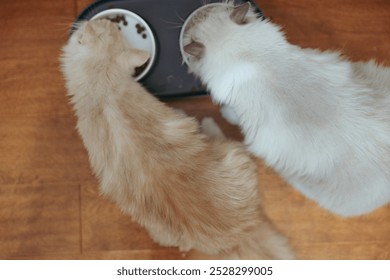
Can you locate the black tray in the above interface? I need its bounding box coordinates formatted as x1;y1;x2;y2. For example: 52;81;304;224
76;0;262;98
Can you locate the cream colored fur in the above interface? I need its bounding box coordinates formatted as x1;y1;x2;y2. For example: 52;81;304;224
60;19;294;259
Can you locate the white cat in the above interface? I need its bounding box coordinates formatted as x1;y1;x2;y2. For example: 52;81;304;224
182;1;390;217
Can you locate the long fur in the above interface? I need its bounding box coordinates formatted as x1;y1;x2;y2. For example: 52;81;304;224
182;1;390;217
60;19;294;259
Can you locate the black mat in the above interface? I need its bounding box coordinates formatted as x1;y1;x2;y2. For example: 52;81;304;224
76;0;262;97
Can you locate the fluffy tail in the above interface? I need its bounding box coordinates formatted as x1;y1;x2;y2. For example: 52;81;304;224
227;217;295;260
186;213;295;260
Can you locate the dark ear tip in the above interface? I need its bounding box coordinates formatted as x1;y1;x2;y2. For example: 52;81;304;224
230;2;251;24
183;41;205;58
183;44;191;53
183;44;193;55
236;2;251;11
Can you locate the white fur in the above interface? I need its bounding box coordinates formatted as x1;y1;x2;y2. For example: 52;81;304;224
183;1;390;217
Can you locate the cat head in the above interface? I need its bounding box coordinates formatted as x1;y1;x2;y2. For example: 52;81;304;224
182;2;258;67
61;19;150;78
181;1;285;103
183;3;254;55
181;2;260;102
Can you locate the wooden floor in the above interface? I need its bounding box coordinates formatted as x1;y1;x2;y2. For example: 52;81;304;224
0;0;389;260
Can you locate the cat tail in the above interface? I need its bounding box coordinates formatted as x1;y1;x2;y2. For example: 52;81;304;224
227;214;295;260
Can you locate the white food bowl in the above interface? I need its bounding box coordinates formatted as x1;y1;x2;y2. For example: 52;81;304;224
91;8;157;81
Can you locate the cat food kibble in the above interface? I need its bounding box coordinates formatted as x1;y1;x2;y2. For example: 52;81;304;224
135;23;147;39
104;17;147;39
135;23;145;33
107;15;128;26
104;15;128;30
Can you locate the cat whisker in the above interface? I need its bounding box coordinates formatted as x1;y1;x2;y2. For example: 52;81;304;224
200;0;211;6
83;5;99;20
159;18;184;30
174;11;186;24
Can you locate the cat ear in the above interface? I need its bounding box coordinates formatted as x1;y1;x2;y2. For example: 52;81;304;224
183;41;205;59
129;49;150;67
230;2;250;25
84;22;95;35
82;22;97;44
118;49;150;71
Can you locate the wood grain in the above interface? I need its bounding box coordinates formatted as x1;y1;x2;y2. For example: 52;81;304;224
0;0;389;259
0;183;80;258
259;0;390;64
